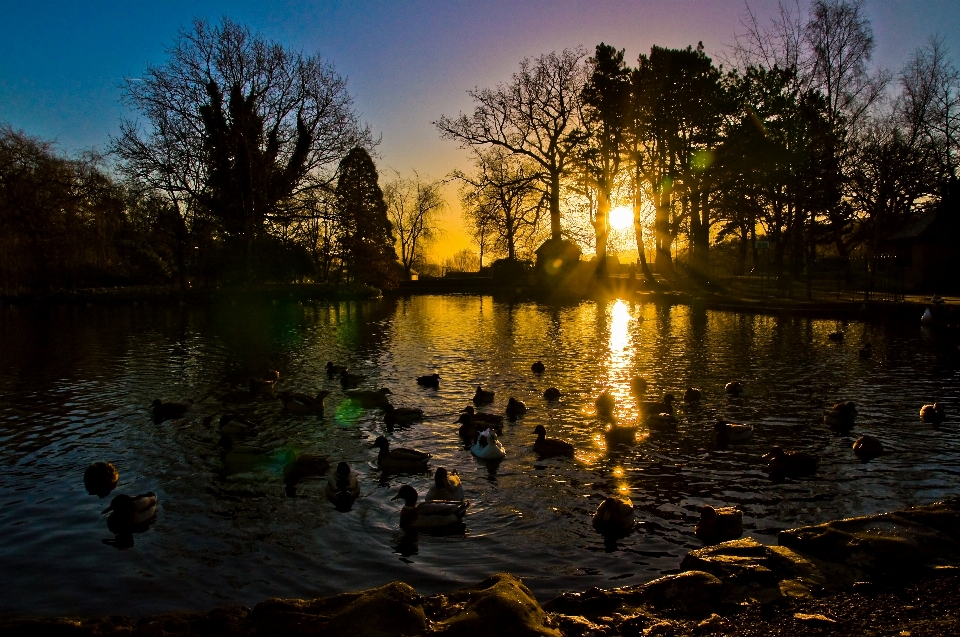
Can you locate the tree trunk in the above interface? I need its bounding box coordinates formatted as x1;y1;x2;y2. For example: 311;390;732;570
594;189;610;278
689;189;710;276
654;187;673;273
549;169;562;240
632;199;653;281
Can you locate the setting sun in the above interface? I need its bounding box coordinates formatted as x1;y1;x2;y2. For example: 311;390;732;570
609;205;633;231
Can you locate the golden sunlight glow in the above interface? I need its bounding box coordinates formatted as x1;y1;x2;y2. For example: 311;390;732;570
609;300;631;355
609;205;634;231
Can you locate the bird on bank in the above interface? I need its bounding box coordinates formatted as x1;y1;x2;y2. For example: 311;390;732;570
592;497;635;538
384;404;424;427
151;399;189;421
725;381;743;397
392;484;468;530
278;390;329;415
638;394;675;417
505;397;527;420
471;428;506;460
531;361;546;374
344;387;393;409
102;492;158;528
473;385;495;405
920;403;946;425
630;376;648;397
853;435;884;461
326;462;360;508
532;424;575;458
714;421;753;444
425;467;464;502
340;370;367;388
84;461;119;497
326;362;348;376
763;446;818;478
543;387;561;401
683;387;702;403
417;373;441;387
695;505;743;543
371;436;430;472
595;391;616;420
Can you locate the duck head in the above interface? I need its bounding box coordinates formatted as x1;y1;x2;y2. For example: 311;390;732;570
218;435;234;450
533;424;547;438
102;493;133;515
434;467;449;489
663;393;675;405
713;420;727;432
391;484;419;506
763;446;785;461
461;406;476;415
335;461;351;477
371;436;390;451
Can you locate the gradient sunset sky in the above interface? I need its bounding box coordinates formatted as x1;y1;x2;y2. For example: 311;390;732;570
2;1;959;259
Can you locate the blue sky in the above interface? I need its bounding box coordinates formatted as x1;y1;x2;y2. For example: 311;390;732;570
2;1;958;256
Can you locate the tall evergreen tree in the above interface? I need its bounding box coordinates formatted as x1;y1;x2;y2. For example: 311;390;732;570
334;148;400;287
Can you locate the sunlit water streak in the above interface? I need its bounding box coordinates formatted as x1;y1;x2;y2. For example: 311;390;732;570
1;296;959;616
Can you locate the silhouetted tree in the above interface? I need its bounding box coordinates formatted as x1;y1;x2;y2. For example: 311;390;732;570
383;170;445;276
334;148;400;288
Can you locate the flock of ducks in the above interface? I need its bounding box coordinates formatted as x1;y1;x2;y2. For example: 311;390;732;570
99;340;950;543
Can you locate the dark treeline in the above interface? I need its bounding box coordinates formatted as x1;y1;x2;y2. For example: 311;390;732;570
1;19;400;296
440;0;959;281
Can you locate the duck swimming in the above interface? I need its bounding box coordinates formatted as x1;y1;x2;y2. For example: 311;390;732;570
531;361;546;374
102;492;158;528
824;401;857;431
763;446;818;478
216;414;259;438
604;423;640;446
283;452;331;487
714;421;753;443
695;505;743;543
471;428;506;460
683;387;702;403
645;412;678;430
532;424;574;458
344;387;393;409
84;461;119;497
638;394;675;417
595;391;616;420
326;462;360;507
473;385;495;405
151;399;189;421
920;403;946;425
505;397;527;420
425;467;464;502
371;436;430;472
392;484;468;530
543;387;561;401
592;497;634;538
724;381;743;397
384;404;424;429
340;370;367;388
326;362;348;376
417;373;441;387
853;435;884;461
249;371;279;397
630;376;648;397
859;343;873;359
278;390;329;415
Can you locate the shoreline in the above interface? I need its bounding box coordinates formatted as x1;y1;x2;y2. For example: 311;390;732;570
4;497;959;636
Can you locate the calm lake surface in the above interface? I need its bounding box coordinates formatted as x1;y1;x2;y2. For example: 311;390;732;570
1;294;959;617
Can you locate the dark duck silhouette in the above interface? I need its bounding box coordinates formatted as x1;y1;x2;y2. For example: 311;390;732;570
473;385;495;405
151;399;189;421
326;462;360;508
532;424;574;458
531;361;545;374
417;373;441;387
84;461;119;497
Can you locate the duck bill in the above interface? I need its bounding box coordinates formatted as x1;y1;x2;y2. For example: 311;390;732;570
390;493;402;501
101;504;114;514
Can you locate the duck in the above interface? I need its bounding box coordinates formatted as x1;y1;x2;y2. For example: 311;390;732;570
604;423;640;446
83;461;119;497
326;362;348;376
763;446;818;478
216;414;259;438
859;343;873;359
725;381;743;397
683;387;702;403
218;435;271;468
543;387;561;401
920;403;946;425
371;436;431;472
595;391;616;420
630;376;648;397
473;385;495;405
344;387;393;409
384;404;424;427
532;424;574;458
531;361;546;374
278;390;329;414
592;497;635;538
505;397;527;420
714;421;753;443
151;399;189;421
645;412;678;430
283;452;331;485
417;373;441;387
695;505;743;543
824;401;857;430
456;412;503;439
828;327;844;342
471;428;506;460
853;435;884;461
459;406;505;429
326;462;360;507
102;492;158;527
392;484;468;530
340;370;367;388
639;394;675;417
425;467;464;502
249;371;279;397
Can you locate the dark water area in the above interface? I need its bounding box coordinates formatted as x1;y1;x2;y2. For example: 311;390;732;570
1;295;959;618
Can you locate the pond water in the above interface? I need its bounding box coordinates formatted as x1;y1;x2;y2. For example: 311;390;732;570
1;295;959;617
